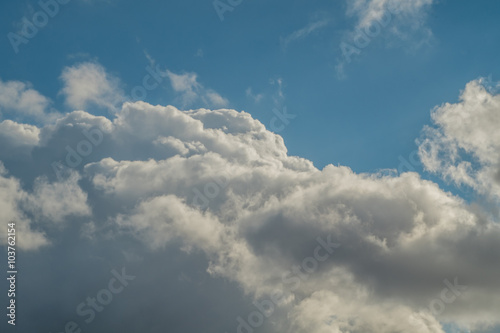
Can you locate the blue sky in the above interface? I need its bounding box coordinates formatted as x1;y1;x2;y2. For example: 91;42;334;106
1;1;500;332
1;0;500;174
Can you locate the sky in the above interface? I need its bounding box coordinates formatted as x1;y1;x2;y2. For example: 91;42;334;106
0;0;499;332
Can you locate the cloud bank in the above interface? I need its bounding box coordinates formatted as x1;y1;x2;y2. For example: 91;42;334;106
0;67;499;332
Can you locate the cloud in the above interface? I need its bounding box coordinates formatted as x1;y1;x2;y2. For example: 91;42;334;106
281;19;330;50
24;172;91;223
0;120;40;147
419;78;500;205
0;163;49;250
348;0;435;28
60;62;125;112
337;0;435;78
0;164;90;250
59;59;228;114
270;77;285;107
246;87;264;103
195;48;204;58
347;0;434;31
1;73;499;332
0;78;59;123
165;70;229;108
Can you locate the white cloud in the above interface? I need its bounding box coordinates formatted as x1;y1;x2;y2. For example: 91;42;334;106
165;70;229;108
1;73;499;332
59;60;227;112
60;62;125;112
24;172;91;223
0;164;49;250
281;19;330;50
153;136;206;156
246;87;264;103
0;78;59;123
419;78;500;205
337;0;435;77
0;165;90;250
73;100;496;330
0;120;40;147
347;0;434;31
270;77;285;107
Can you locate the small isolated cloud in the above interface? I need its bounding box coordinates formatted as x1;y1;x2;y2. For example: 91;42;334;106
245;87;264;103
165;70;229;108
195;48;204;58
281;19;330;50
270;77;285;107
60;62;125;112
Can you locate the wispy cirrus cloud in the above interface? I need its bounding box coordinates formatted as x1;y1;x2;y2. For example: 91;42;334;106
347;0;434;31
245;87;264;104
281;19;330;50
336;0;436;78
165;70;229;108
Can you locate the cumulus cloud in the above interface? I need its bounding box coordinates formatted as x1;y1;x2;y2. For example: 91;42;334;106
0;163;48;250
0;120;40;148
24;172;91;223
60;62;125;112
419;78;500;205
1;75;499;332
0;78;59;123
0;164;91;250
58;60;228;114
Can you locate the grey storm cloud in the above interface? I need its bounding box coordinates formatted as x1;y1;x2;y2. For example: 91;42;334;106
0;70;500;333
